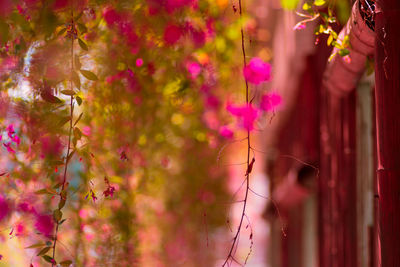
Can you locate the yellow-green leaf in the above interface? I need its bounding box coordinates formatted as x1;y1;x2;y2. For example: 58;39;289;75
80;70;98;81
37;246;51;256
61;90;76;96
78;38;88;51
60;260;73;267
314;0;326;6
25;243;46;249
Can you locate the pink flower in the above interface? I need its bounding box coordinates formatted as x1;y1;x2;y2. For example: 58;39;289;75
166;0;194;12
103;7;121;26
6;124;15;138
187;62;201;79
205;95;220;109
219;126;234;139
34;214;54;237
164;24;182;45
191;30;206;47
0;196;10;222
12;135;20;145
126;69;141;93
3;142;15;153
243;57;271;84
18;201;35;213
293;22;306;30
227;103;259;131
260;92;282;111
82;126;91;136
136;58;144;67
40;136;62;158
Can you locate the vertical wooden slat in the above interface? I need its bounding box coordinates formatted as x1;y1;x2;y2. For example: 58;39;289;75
374;4;400;267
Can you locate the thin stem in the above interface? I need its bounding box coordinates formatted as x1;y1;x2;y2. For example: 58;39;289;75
222;0;252;266
51;5;75;266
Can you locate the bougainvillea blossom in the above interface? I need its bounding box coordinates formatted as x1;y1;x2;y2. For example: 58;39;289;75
34;214;54;237
164;24;182;45
243;57;271;84
227;103;259;131
219;125;234;139
260;92;282;111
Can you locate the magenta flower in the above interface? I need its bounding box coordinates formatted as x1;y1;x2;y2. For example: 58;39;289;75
136;58;144;67
219;125;234;139
6;124;15;138
243;57;271;84
164;24;182;45
12;135;20;145
103;7;121;26
260;92;282;111
187;62;201;79
3;142;15;154
0;196;10;222
227;103;259;131
34;214;54;237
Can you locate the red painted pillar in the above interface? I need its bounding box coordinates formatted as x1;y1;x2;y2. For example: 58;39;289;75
374;1;400;266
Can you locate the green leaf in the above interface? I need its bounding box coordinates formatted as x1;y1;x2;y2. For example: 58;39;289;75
37;246;51;256
58;198;66;209
25;243;46;249
59;219;67;225
53;209;63;222
35;188;50;195
338;48;350;56
80;70;98;81
76;96;82;106
57;116;71;127
53;182;63;189
61;90;76;96
72;71;81;89
74;112;83;126
327;34;333;46
57;28;67;37
77;23;87;34
60;260;73;267
280;0;300;10
67;149;76;162
302;2;312;10
314;0;326;6
74;127;82;140
78;38;88;51
42;255;55;264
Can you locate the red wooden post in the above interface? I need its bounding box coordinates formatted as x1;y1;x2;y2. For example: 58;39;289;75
374;1;400;266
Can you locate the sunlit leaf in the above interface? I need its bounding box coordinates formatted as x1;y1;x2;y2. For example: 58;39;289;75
280;0;299;10
60;260;73;267
314;0;326;6
80;70;98;81
74;113;83;126
25;243;46;249
78;38;88;51
61;90;76;96
37;246;51;256
42;255;55;264
53;209;63;222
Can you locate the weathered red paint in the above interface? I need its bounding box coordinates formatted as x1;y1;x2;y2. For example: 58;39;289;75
374;2;400;266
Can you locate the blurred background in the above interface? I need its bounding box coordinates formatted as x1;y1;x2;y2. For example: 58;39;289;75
0;0;379;266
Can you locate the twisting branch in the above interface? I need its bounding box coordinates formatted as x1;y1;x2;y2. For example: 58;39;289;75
51;4;75;266
222;0;253;265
